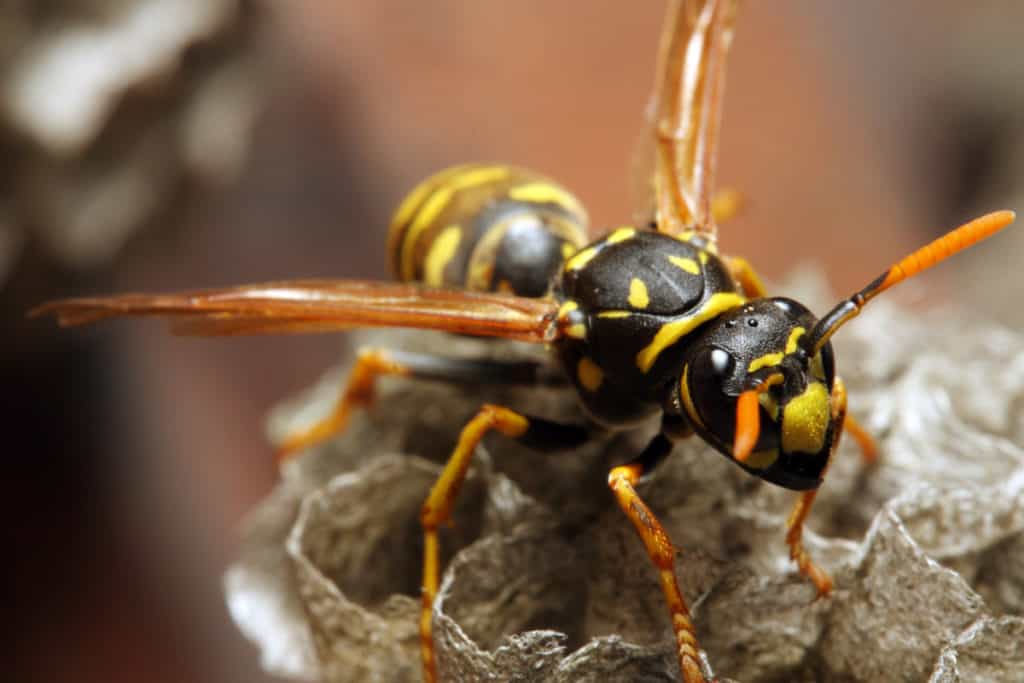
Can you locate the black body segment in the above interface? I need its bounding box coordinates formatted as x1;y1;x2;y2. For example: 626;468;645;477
554;227;745;427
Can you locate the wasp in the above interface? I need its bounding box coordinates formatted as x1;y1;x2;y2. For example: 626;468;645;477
32;2;1015;682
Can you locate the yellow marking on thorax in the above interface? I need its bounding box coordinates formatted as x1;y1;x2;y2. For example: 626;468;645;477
679;364;705;429
424;226;462;286
636;293;746;373
667;255;700;275
629;278;650;309
678;230;695;242
565;246;598;271
782;382;830;454
399;166;509;280
567;324;587;339
598;310;631;319
561;242;577;260
606;226;637;244
698;251;709;265
558;300;586;339
508;182;585;217
577;357;604;392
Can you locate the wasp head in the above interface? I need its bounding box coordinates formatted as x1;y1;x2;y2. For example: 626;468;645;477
675;297;837;490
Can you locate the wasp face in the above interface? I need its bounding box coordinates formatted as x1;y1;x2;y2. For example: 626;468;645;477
676;298;837;490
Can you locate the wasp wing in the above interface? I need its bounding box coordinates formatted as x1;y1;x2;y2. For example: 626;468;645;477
31;279;562;344
645;0;738;239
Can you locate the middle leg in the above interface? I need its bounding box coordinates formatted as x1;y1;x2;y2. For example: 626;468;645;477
418;405;590;683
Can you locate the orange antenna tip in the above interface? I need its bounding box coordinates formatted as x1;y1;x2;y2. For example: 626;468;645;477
733;389;761;463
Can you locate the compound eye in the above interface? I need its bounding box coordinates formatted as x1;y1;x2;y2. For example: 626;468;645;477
709;347;734;377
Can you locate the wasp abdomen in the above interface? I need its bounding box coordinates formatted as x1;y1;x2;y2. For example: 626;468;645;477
387;164;589;297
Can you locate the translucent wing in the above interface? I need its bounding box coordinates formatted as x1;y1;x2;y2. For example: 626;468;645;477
31;279;562;344
645;0;738;239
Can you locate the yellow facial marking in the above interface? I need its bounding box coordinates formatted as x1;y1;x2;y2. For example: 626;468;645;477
785;327;806;354
566;246;598;271
557;300;579;318
698;251;709;265
748;351;784;373
667;255;700;275
810;352;827;381
508;181;586;217
744;448;779;469
567;323;587;339
577;357;604;392
747;326;807;373
423;225;462;286
629;278;650;309
561;242;576;260
782;382;830;454
636;293;745;372
679;364;705;429
759;391;780;421
606;227;637;244
598;310;631;319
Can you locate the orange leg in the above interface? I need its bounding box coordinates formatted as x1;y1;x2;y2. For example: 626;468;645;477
608;435;707;683
418;405;588;683
275;349;558;464
784;375;857;598
727;256;768;299
843;412;878;464
275;348;410;464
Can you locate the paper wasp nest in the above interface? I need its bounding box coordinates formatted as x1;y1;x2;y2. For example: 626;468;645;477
225;272;1024;682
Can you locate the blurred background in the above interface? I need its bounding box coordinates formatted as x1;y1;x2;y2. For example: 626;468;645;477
4;1;1021;682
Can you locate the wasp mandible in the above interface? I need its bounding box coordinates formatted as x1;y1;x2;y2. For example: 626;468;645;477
32;1;1015;681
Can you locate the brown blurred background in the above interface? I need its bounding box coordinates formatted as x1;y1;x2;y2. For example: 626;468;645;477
4;2;1022;682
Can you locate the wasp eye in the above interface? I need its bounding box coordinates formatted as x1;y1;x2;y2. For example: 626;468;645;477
709;348;734;377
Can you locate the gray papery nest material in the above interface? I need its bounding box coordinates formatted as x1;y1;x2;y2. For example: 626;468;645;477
225;272;1024;682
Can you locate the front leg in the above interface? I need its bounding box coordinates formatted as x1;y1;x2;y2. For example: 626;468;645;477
608;432;712;683
783;375;858;598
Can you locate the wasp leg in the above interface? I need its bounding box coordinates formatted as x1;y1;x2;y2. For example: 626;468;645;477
608;433;708;683
842;411;878;464
726;256;768;299
419;405;589;683
783;375;855;598
275;348;565;463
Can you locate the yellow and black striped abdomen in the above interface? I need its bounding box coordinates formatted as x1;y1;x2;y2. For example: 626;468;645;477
387;164;589;298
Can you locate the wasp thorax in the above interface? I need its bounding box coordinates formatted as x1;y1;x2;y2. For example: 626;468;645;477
677;297;837;490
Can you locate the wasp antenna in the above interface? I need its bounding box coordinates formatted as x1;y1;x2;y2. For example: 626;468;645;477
807;210;1016;354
